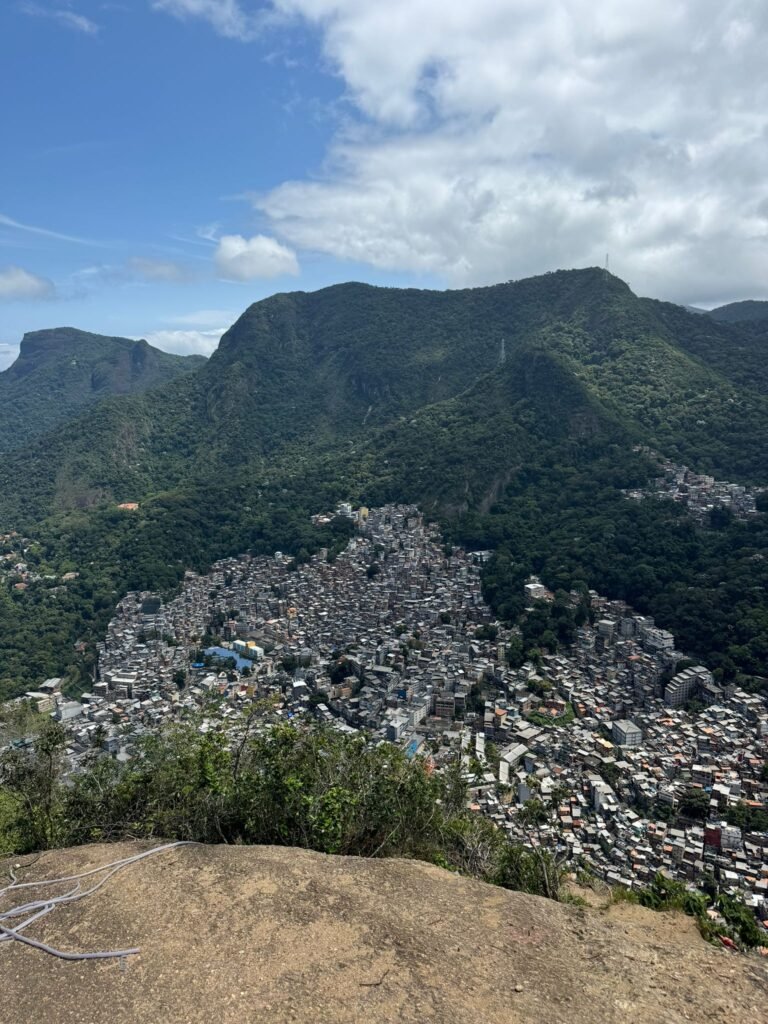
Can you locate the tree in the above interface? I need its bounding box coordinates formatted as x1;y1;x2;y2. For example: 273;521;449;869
494;842;564;900
0;720;67;851
484;741;500;772
519;798;548;826
678;787;710;822
505;634;524;668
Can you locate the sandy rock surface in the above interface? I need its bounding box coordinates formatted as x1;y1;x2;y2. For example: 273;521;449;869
1;842;766;1024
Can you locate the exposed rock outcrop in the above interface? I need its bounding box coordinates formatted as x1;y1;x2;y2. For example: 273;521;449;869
2;843;766;1024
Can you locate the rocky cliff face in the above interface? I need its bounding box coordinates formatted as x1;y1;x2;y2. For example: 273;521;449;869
2;842;766;1024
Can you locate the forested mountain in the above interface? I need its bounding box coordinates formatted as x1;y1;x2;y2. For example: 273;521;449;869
2;269;768;522
709;300;768;323
0;328;206;453
1;268;768;697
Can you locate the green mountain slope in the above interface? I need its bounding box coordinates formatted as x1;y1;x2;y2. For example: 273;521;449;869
2;268;768;697
709;299;768;323
0;328;206;453
5;268;768;522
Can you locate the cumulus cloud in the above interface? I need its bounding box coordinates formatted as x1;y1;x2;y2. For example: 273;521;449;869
214;233;299;280
142;327;226;357
254;1;767;303
0;266;55;301
141;309;240;357
151;1;768;302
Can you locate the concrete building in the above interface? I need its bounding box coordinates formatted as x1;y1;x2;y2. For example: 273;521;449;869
612;719;642;747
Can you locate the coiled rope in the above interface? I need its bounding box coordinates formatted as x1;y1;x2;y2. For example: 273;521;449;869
0;841;197;961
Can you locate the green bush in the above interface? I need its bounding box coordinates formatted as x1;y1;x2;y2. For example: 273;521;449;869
634;872;761;950
0;719;565;903
493;842;564;901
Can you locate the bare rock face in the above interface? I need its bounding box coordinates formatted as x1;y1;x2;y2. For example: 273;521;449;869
1;843;766;1024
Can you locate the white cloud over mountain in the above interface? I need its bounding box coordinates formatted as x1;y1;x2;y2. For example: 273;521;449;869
142;327;226;356
214;233;299;280
0;266;55;301
161;1;768;303
140;309;240;357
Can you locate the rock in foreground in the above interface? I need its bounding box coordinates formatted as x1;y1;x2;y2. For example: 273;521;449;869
1;842;766;1024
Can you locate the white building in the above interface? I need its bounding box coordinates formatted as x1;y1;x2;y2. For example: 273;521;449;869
612;719;642;747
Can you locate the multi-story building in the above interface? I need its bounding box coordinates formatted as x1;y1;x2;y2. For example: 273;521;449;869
612;719;642;747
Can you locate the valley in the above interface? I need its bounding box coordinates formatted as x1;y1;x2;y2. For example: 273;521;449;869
1;269;767;944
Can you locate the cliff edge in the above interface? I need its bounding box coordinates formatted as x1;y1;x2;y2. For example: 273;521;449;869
2;842;766;1024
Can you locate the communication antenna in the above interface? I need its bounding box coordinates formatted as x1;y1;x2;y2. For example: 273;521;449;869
605;253;610;273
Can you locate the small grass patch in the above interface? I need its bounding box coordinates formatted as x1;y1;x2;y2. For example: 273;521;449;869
526;703;575;728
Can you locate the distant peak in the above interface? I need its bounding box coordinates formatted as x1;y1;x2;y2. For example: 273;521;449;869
709;299;768;323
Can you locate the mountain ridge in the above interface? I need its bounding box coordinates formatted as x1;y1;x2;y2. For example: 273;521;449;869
0;327;206;454
709;299;768;323
3;268;768;697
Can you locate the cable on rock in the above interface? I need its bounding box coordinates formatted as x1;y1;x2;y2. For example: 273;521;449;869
0;840;198;961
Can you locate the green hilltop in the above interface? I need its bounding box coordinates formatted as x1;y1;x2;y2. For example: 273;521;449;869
0;328;206;454
709;299;768;323
1;267;768;698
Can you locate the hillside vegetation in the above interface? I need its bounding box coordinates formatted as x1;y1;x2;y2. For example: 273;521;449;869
0;328;205;453
1;268;768;696
709;299;768;323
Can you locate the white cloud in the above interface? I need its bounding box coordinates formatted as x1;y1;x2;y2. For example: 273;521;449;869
20;3;99;35
0;343;19;371
0;266;55;301
129;257;193;282
54;9;99;34
196;222;221;242
214;233;299;280
0;212;100;246
142;327;225;357
249;1;768;304
150;1;768;303
141;307;242;356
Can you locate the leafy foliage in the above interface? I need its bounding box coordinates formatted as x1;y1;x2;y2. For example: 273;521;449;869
0;719;563;901
635;872;763;949
708;300;768;324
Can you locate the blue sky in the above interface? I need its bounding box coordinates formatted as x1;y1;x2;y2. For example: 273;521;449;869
2;2;767;367
0;1;436;365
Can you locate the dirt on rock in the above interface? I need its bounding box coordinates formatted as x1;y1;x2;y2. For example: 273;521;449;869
1;842;766;1024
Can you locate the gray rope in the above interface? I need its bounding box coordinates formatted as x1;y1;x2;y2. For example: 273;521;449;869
0;920;140;960
0;841;197;961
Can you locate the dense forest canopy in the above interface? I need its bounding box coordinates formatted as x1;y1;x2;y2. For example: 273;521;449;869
1;268;767;697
